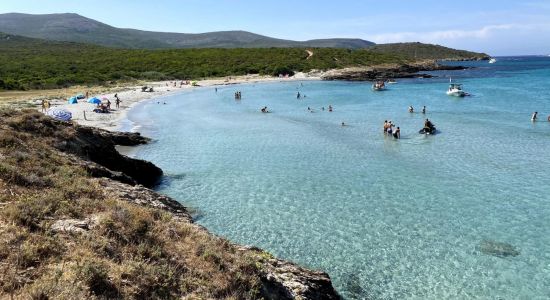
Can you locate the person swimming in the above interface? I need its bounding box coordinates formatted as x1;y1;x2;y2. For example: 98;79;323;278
408;106;414;113
261;106;268;113
328;105;333;112
531;111;538;121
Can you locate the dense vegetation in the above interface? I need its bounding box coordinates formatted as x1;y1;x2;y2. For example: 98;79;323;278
369;42;489;60
0;33;488;91
0;33;408;90
0;110;275;298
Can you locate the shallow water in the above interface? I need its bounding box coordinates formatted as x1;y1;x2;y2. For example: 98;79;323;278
125;57;550;299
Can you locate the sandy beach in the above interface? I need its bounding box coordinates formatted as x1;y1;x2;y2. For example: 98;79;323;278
9;73;319;131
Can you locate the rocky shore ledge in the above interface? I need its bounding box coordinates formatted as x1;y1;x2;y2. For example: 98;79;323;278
321;60;467;81
0;110;339;299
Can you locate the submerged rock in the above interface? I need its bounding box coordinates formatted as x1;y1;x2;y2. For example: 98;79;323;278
477;239;520;258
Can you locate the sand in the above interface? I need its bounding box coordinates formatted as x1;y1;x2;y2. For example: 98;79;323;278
13;73;320;131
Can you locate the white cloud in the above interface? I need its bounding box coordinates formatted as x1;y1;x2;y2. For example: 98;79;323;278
368;24;524;44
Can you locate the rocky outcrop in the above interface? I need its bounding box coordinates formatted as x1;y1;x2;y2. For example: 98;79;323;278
55;125;162;187
321;61;467;81
244;247;339;300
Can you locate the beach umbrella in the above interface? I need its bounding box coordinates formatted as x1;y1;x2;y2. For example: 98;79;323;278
76;93;85;99
87;97;101;104
68;96;78;104
46;108;72;121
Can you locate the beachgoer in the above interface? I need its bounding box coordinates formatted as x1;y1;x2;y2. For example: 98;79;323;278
341;122;346;126
328;105;333;112
85;91;89;99
322;107;325;111
393;127;400;139
297;92;301;99
422;106;426;114
383;120;388;134
261;106;268;113
408;106;414;113
387;123;393;135
531;111;538;121
115;98;121;108
41;100;46;112
215;87;218;93
424;118;434;131
106;99;111;109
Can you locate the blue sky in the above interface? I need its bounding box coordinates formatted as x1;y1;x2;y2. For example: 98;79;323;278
1;0;550;55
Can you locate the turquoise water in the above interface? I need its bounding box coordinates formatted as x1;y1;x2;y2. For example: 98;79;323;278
125;57;550;299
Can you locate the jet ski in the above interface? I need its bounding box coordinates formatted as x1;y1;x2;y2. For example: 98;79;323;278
419;126;437;135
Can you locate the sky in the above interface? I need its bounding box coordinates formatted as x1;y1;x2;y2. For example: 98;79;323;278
1;0;550;55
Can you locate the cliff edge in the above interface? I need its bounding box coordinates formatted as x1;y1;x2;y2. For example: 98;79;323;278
0;110;339;299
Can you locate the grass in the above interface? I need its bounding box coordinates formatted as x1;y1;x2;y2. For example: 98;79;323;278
0;110;266;299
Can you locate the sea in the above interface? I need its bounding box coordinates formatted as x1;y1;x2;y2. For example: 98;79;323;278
122;56;550;299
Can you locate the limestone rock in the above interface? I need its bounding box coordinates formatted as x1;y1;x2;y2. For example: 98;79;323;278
240;246;340;300
51;216;99;234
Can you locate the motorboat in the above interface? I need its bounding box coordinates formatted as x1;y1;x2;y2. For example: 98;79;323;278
372;81;386;91
446;83;467;97
387;79;397;84
488;58;497;64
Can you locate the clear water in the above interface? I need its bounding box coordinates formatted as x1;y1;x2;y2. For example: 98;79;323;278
124;57;550;299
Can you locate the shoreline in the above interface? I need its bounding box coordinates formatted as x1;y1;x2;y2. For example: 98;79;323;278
11;73;320;131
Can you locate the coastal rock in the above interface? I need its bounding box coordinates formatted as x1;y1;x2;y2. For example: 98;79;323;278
477;239;520;258
240;246;339;300
55;125;162;187
321;61;467;81
97;178;192;222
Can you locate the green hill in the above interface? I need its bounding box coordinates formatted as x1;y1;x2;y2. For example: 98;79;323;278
0;13;374;49
0;32;406;90
368;42;489;60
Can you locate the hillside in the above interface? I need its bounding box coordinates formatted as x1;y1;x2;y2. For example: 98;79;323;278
0;109;339;299
0;32;408;90
368;42;489;60
0;13;374;49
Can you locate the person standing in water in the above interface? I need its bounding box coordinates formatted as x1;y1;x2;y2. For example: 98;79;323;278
422;106;426;114
393;127;401;139
328;105;333;112
408;106;414;113
531;111;538;121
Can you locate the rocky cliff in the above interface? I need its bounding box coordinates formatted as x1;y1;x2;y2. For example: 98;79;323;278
0;110;339;299
321;61;466;81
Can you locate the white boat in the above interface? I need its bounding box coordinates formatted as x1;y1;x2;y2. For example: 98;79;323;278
488;58;497;64
387;79;397;84
372;81;386;91
446;83;466;97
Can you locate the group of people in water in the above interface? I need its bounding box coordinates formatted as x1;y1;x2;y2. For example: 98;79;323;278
383;120;401;139
408;105;427;114
235;91;242;100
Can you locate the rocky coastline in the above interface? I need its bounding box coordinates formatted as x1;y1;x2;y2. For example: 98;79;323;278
0;110;339;299
320;60;468;81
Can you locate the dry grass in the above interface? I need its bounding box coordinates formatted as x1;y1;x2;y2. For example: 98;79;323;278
0;110;264;299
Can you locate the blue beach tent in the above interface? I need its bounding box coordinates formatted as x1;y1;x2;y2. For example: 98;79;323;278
76;93;85;99
87;97;101;104
68;96;78;104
